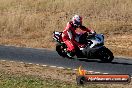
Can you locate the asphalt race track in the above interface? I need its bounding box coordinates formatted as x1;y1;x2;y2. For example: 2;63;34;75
0;45;132;76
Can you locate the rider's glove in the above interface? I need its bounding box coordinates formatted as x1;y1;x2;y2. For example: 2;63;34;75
87;31;96;39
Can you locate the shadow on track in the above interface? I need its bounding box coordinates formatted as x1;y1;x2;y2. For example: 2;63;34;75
78;58;132;66
0;45;132;67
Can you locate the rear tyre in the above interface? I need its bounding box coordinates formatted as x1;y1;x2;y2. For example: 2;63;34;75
56;43;75;59
99;48;114;63
56;43;67;57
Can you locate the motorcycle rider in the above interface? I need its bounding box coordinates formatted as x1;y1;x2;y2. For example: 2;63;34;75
62;15;95;57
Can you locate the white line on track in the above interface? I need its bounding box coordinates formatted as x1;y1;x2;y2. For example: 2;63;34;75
73;69;78;71
19;62;24;64
50;66;57;68
36;64;40;66
94;72;101;74
57;67;65;69
28;63;33;65
87;71;94;73
67;68;72;70
10;61;14;63
42;65;48;67
103;73;109;74
1;60;6;62
1;59;132;79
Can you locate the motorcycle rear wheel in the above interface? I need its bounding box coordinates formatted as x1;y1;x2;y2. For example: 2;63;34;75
56;43;67;57
56;43;75;59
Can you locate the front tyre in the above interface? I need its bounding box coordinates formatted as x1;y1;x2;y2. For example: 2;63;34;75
99;48;114;63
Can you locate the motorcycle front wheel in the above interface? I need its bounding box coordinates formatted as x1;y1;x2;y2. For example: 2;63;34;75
99;47;114;63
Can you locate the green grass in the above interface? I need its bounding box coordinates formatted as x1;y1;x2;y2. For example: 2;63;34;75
0;71;104;88
0;60;132;88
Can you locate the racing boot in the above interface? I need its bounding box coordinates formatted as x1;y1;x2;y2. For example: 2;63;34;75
67;52;72;58
66;50;76;59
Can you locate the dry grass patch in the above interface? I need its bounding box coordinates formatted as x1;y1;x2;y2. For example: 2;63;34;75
0;0;131;56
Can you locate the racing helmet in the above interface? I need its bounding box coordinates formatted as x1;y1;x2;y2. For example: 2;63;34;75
72;15;82;27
